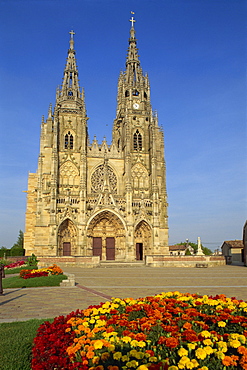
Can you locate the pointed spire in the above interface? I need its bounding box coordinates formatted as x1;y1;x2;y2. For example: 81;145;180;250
125;13;142;84
57;30;83;105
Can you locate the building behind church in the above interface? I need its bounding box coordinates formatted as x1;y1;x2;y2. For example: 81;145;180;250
24;18;169;262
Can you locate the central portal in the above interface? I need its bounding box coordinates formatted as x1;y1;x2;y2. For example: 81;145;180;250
88;211;125;261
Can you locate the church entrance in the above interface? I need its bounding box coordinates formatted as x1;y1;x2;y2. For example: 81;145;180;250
58;219;77;256
93;237;102;259
87;211;125;261
136;243;143;260
63;242;71;256
134;221;151;261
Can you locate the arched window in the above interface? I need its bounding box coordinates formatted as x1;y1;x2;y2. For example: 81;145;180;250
125;90;129;97
133;90;139;96
64;131;73;150
133;129;142;151
70;135;73;149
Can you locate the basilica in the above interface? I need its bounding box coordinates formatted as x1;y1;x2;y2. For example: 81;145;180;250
24;17;169;262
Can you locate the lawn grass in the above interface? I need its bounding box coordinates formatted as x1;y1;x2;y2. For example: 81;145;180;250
3;274;67;289
4;266;37;275
0;318;52;370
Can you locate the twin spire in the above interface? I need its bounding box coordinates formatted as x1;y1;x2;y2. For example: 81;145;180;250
57;13;141;105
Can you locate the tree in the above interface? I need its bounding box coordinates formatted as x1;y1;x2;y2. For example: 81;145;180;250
11;230;25;256
179;242;212;255
12;230;24;249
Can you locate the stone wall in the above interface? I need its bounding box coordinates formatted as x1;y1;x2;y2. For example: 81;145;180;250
145;255;225;267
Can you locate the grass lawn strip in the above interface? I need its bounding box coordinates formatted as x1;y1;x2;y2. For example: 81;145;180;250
4;266;37;275
0;319;52;370
3;274;67;288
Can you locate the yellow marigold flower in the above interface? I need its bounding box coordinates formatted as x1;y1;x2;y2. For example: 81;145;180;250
215;351;225;360
203;339;212;346
178;356;190;369
129;349;138;357
239;302;247;308
239;335;246;344
149;356;158;362
195;348;207;360
217;341;227;352
185;361;197;369
229;339;241;348
229;333;239;340
217;321;226;327
178;347;188;357
126;360;139;368
200;331;211;338
130;340;139;347
138;366;149;370
89;319;95;324
92;356;100;364
216;305;223;310
122;336;132;343
137;341;146;348
113;352;122;360
187;343;196;350
122;355;130;362
93;340;104;349
168;366;179;370
190;359;199;367
204;346;214;355
108;344;115;352
198;367;208;370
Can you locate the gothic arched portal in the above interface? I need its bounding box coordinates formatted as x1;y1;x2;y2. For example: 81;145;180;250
87;211;125;261
134;220;152;260
58;219;77;256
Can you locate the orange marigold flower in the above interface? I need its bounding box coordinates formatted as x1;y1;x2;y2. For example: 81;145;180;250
183;322;192;330
86;350;95;359
165;337;179;348
238;346;247;355
222;356;233;366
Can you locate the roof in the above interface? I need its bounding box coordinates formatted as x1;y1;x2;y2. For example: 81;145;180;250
221;240;244;249
169;244;187;251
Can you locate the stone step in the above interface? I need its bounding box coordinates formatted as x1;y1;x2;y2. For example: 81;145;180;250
99;261;145;268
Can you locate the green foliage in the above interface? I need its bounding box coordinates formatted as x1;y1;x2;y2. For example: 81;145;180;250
27;253;39;266
179;242;212;255
0;319;52;370
0;248;11;258
185;248;191;255
2;274;67;289
11;230;24;249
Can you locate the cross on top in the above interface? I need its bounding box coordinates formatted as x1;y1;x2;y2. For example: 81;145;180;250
69;30;75;39
129;13;136;28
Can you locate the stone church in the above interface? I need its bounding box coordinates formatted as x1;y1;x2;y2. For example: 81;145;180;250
24;17;169;262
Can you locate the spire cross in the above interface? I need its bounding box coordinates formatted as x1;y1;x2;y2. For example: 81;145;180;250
129;16;136;28
69;30;75;39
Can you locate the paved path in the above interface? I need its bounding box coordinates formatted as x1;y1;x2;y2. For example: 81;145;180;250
0;264;247;323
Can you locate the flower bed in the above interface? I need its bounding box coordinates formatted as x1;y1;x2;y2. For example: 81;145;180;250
20;264;63;279
32;291;247;370
4;260;26;269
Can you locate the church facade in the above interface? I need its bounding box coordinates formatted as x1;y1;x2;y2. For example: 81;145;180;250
24;18;169;262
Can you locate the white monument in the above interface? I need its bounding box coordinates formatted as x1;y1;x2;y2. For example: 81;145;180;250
196;237;204;255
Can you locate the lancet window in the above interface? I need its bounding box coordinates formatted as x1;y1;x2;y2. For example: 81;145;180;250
64;131;73;149
133;129;142;151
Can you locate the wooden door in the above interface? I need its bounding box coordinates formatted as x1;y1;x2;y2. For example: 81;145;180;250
93;237;102;260
136;243;143;260
106;237;115;260
63;242;71;256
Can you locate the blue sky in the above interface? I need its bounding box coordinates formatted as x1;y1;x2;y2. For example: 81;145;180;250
0;0;246;251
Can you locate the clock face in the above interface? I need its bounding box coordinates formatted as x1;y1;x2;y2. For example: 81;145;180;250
133;103;139;109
